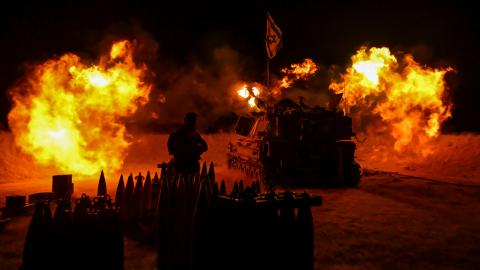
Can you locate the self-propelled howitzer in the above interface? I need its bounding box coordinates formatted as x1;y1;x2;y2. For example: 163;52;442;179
227;97;361;187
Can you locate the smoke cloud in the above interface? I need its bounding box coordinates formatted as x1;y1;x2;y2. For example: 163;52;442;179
129;44;254;133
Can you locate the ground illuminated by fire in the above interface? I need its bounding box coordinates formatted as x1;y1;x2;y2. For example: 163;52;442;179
2;40;480;270
1;131;480;202
2;132;480;270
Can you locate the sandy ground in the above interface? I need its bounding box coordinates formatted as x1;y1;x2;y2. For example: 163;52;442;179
2;172;480;270
1;132;480;269
356;133;480;185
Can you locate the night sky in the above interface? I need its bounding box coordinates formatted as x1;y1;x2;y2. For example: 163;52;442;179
1;0;478;132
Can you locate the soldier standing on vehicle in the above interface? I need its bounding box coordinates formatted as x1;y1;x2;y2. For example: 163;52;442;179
167;112;208;175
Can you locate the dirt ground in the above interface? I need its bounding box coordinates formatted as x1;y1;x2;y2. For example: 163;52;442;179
2;132;480;269
2;171;480;270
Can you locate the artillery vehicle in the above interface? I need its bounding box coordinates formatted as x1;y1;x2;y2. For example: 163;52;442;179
227;97;361;187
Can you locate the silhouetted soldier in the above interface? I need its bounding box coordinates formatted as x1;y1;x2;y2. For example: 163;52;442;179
168;112;208;175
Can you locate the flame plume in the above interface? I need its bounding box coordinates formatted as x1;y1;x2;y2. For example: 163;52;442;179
8;40;151;176
330;46;453;155
272;58;318;96
237;84;262;110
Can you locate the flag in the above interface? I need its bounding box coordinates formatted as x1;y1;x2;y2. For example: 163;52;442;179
265;12;282;59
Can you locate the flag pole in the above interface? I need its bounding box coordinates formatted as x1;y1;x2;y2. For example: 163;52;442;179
266;56;270;88
266;12;270;88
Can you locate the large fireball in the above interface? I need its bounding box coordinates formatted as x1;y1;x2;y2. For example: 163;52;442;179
8;40;151;176
330;46;453;155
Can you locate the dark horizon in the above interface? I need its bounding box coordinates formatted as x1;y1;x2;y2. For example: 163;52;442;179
1;0;479;132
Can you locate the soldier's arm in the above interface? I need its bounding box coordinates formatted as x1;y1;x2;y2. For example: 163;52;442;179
196;133;208;152
201;137;208;152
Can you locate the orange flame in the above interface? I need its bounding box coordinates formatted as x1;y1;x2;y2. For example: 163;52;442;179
272;58;318;96
237;84;262;110
8;40;151;176
330;46;453;155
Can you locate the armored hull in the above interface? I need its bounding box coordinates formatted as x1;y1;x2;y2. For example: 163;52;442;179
228;98;361;187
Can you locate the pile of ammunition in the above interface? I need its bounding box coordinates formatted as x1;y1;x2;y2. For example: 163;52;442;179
20;161;321;270
152;162;321;270
21;194;123;270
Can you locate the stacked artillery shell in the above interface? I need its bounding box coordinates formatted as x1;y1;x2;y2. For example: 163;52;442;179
196;164;226;269
160;163;167;182
51;198;73;270
208;180;228;270
239;180;244;194
143;171;153;215
80;194;124;270
259;191;282;270
249;180;258;194
90;205;103;267
133;172;144;220
22;186;124;270
115;175;125;208
95;195;124;270
156;162;216;270
227;186;267;270
212;181;219;197
153;161;321;270
191;176;212;269
119;174;134;222
256;179;261;193
208;161;215;187
193;172;201;195
231;181;239;198
220;180;226;196
21;200;52;270
200;162;208;181
165;175;178;269
73;194;123;270
185;174;197;254
176;174;195;268
172;175;190;269
97;170;107;196
156;171;193;269
72;194;94;270
278;190;297;269
295;192;315;270
215;188;319;270
156;175;170;270
151;172;161;207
